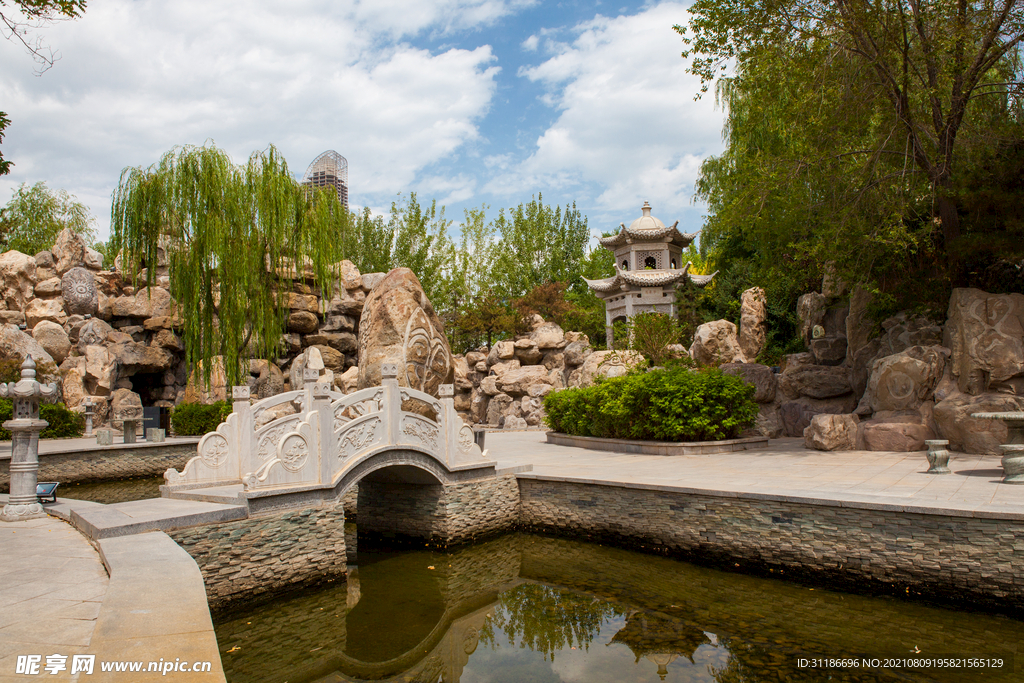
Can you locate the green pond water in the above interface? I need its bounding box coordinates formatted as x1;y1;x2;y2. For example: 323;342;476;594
213;532;1022;683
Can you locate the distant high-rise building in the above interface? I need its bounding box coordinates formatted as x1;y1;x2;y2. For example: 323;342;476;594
302;150;348;209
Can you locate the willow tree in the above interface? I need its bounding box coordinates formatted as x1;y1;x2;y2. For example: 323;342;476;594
110;144;345;386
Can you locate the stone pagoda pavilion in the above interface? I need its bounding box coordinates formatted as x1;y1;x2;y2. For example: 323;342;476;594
583;202;716;348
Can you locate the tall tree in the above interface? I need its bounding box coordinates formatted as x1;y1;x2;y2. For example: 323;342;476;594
111;144;343;386
0;181;95;254
677;0;1024;256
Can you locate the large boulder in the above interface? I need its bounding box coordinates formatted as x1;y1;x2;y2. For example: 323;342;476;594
486;392;514;427
0;251;37;311
945;288;1024;395
0;324;54;365
109;388;143;433
738;287;767;362
497;365;550;396
255;362;285;399
31;321;70;365
530;321;565;349
76;318;115;354
51;228;86;275
755;401;784;439
486;340;515;366
797;292;826;346
83;345;118;395
689;320;743;366
858;412;934;452
110;287;176;319
720;362;777;403
804;413;859;451
933;392;1024;454
183;356;228;404
845;285;876;365
24;298;67;328
578;350;645;387
109;342;174;374
61;367;86;410
289;346;332;389
779;364;851;399
780;395;858;437
61;267;99;316
338;259;362;291
356;268;453;395
857;345;949;414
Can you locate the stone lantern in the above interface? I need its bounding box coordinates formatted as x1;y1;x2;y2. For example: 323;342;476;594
0;356;57;522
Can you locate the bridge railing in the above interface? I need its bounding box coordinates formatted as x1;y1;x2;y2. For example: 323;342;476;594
164;363;488;493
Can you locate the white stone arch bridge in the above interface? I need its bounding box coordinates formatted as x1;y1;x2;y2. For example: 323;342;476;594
164;363;498;516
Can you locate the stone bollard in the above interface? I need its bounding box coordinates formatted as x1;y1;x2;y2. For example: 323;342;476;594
924;440;951;474
146;428;166;443
0;356;57;522
96;429;113;446
122;418;138;444
82;397;95;437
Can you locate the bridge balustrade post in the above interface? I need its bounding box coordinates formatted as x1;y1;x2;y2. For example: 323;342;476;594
439;384;457;467
312;381;333;485
381;363;401;446
302;367;319;416
231;386;253;480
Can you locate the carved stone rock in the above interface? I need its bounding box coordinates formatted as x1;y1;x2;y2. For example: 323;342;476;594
578;350;645;387
357;267;453;397
738;286;767;362
945;287;1024;395
61;267;99;316
858;345;949;414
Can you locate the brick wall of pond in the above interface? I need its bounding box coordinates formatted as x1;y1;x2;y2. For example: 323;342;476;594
0;443;196;490
357;474;520;545
518;478;1024;611
169;503;348;611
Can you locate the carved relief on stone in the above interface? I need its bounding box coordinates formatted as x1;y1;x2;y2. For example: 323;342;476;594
403;308;450;395
279;434;309;472
338;417;381;459
200;434;230;468
257;417;298;461
402;415;439;450
61;267;99;316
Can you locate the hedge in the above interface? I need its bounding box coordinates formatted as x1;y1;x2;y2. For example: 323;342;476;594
543;367;758;442
0;399;85;440
170;401;232;436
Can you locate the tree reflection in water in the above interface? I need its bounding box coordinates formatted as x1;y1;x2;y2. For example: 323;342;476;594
480;583;624;661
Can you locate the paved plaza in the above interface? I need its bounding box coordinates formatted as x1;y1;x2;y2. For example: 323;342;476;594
487;432;1024;518
0;516;108;683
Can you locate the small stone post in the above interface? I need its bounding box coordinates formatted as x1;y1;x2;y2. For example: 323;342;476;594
82;397;95;436
0;356;57;522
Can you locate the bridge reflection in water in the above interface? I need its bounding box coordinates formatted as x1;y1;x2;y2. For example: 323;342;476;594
215;533;1024;683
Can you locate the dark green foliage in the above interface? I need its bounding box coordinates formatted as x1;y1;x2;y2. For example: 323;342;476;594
170;401;231;436
544;367;758;442
0;400;84;440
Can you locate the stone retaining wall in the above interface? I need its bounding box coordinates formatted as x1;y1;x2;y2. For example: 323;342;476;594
358;474;519;545
169;503;348;611
518;477;1024;611
0;442;196;490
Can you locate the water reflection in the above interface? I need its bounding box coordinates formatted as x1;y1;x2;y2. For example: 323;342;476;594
216;533;1023;683
56;476;162;504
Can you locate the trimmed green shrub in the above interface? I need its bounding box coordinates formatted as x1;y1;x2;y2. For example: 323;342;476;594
544;367;758;442
0;399;85;440
171;401;232;436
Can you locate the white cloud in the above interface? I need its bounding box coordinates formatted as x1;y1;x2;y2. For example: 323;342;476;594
521;34;539;51
485;2;725;230
0;0;511;238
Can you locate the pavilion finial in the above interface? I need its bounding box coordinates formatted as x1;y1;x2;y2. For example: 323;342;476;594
641;201;652;217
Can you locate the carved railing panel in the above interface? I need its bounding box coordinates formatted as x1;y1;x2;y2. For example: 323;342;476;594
163;365;493;495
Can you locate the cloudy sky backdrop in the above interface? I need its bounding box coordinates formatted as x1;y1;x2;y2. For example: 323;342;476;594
0;0;725;242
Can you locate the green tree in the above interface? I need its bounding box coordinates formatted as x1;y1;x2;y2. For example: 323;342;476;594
677;0;1024;258
111;143;343;387
0;181;95;254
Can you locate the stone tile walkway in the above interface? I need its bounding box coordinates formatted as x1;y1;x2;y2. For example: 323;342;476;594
0;516;108;682
0;436;200;457
488;432;1024;518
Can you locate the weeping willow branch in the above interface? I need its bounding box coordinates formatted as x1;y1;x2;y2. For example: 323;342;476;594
110;143;346;388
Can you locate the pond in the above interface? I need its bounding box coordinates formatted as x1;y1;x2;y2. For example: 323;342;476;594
214;532;1022;683
55;476;163;505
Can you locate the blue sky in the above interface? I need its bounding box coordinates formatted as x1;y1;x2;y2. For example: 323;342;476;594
0;0;726;243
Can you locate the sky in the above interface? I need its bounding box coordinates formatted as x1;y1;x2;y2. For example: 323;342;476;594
0;0;726;244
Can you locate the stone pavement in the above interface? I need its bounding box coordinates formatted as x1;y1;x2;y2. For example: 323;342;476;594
0;436;200;458
488;432;1024;518
0;516;108;682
